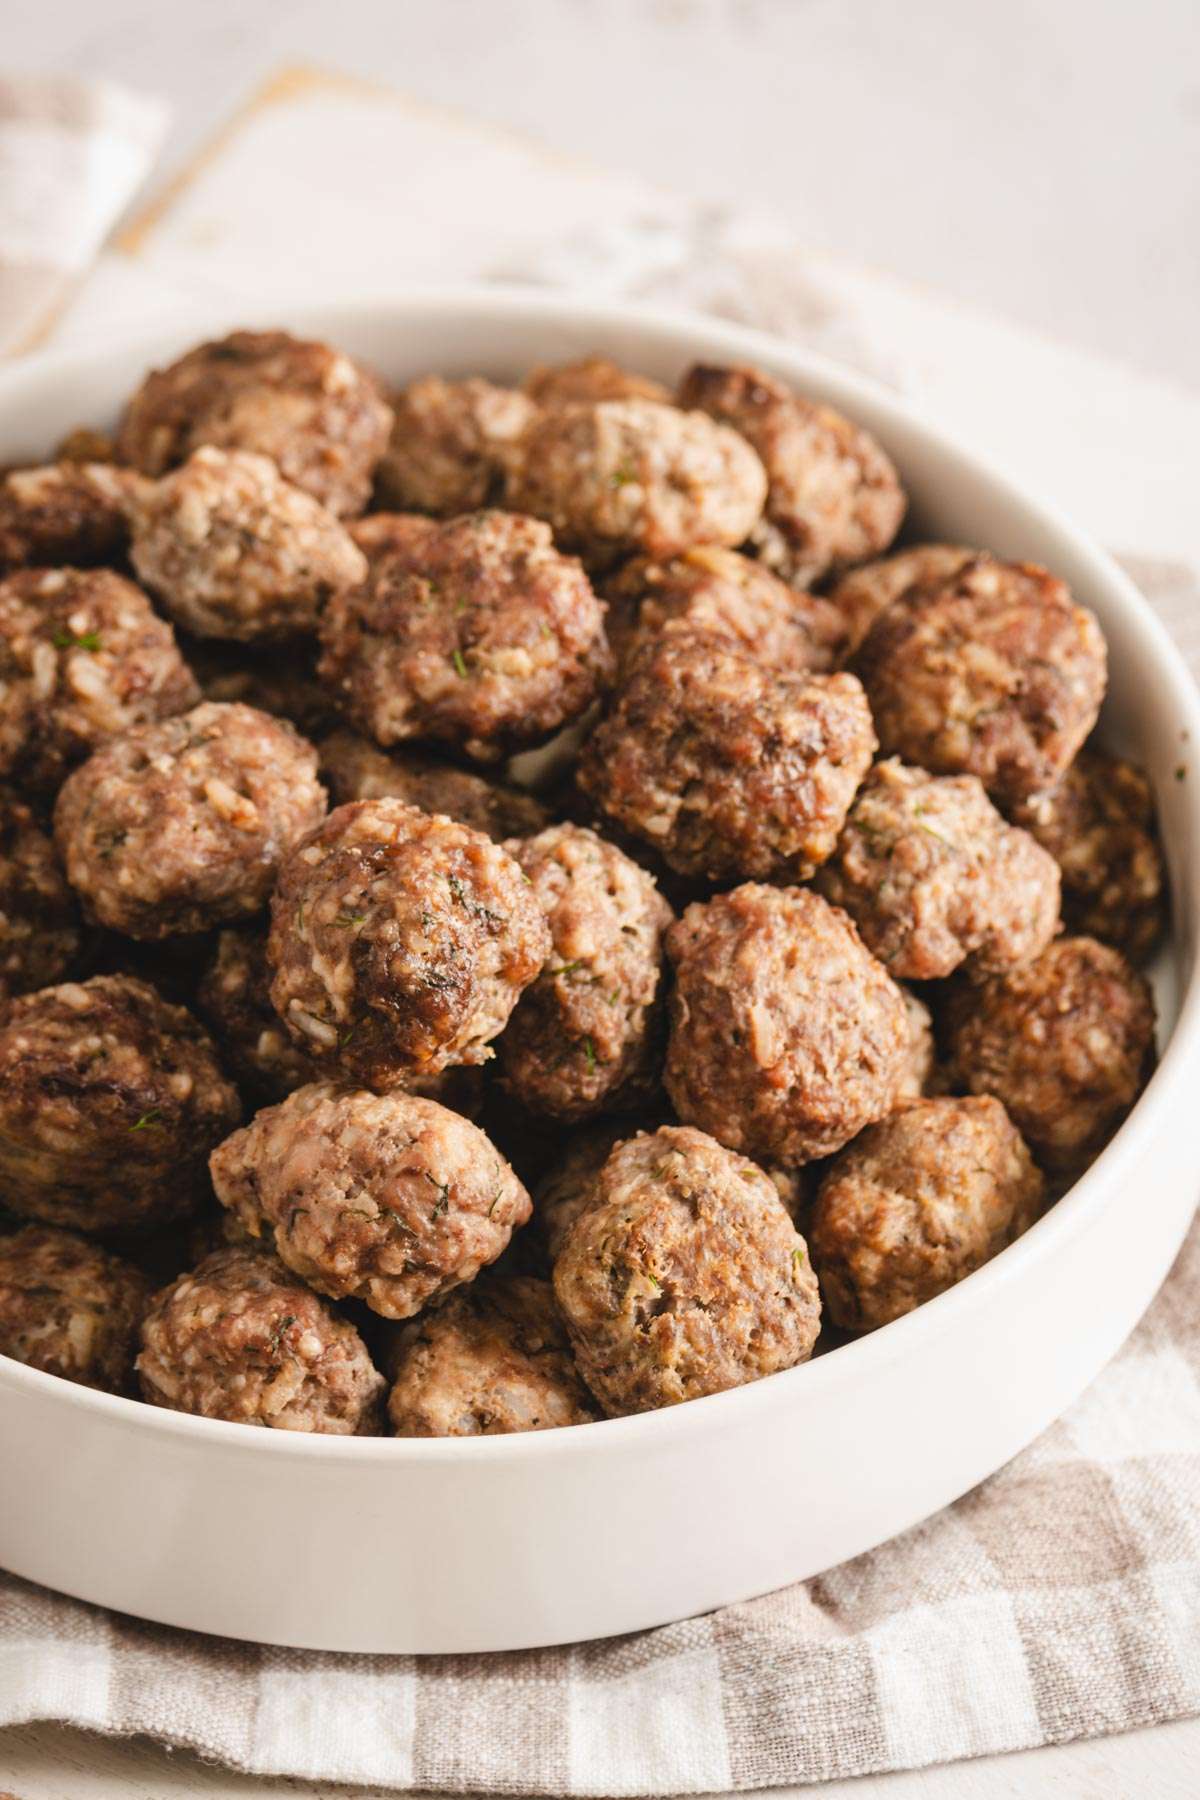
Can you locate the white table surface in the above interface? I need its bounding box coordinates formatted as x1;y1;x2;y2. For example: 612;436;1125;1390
2;5;1198;1795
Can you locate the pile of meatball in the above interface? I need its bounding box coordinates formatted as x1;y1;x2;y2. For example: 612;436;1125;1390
0;330;1164;1435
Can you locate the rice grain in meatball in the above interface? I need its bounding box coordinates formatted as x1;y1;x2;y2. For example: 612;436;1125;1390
137;1246;384;1432
505;397;767;563
816;758;1061;980
577;630;876;881
0;791;82;1000
499;823;673;1120
855;557;1107;803
116;328;393;517
210;1083;531;1318
0;974;240;1232
319;509;610;762
375;375;537;515
0;567;199;795
0;462;144;573
319;727;548;840
943;937;1156;1173
677;362;905;586
553;1125;821;1415
129;447;367;641
386;1272;597;1435
54;701;326;939
268;798;549;1086
809;1097;1044;1332
825;543;975;658
522;356;672;408
665;885;909;1164
1011;746;1166;963
0;1224;149;1392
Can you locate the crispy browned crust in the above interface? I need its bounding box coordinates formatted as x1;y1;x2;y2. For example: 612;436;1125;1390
0;1224;150;1392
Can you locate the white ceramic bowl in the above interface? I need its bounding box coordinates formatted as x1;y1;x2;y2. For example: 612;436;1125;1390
0;291;1197;1655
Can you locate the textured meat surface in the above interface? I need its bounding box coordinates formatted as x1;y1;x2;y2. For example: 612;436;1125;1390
577;629;876;880
826;543;974;658
268;798;549;1087
54;701;327;939
375;376;537;515
855;557;1107;803
665;884;909;1164
499;823;673;1120
0;974;240;1232
0;790;82;1000
116;329;393;518
522;356;672;408
137;1245;385;1432
318;727;548;840
0;462;144;573
809;1097;1044;1331
0;1224;149;1392
553;1125;820;1415
210;1083;531;1319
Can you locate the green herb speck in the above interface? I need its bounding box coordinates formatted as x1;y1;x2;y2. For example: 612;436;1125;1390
128;1110;162;1132
52;628;101;652
451;648;469;678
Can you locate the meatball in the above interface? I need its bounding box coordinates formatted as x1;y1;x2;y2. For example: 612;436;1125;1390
505;398;767;563
0;1225;149;1392
942;937;1156;1174
210;1083;531;1319
0;462;144;573
826;543;974;658
602;546;847;677
0;975;240;1232
522;355;672;408
386;1272;597;1435
318;727;549;841
899;987;937;1100
855;557;1107;803
808;1097;1044;1333
137;1246;384;1433
815;758;1061;980
552;1125;820;1415
185;637;338;739
499;824;673;1121
54;702;326;940
677;362;905;586
665;885;909;1164
532;1119;641;1264
129;447;367;642
116;328;394;517
1011;747;1166;963
0;791;82;1000
0;567;200;795
577;630;876;881
268;799;549;1086
318;510;610;763
375;375;537;515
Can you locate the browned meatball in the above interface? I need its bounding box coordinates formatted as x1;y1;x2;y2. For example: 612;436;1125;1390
129;447;367;642
577;630;876;881
55;426;117;466
0;462;144;573
137;1246;385;1432
499;824;672;1121
825;543;975;658
532;1119;642;1265
522;356;672;408
185;637;338;739
1011;747;1166;963
899;987;937;1099
318;510;610;763
116;329;394;517
0;567;199;795
552;1125;820;1415
505;398;767;563
268;799;549;1086
809;1097;1044;1332
210;1083;531;1319
386;1271;597;1435
855;558;1107;803
816;758;1061;980
0;975;240;1232
318;727;549;840
54;702;326;940
0;791;82;1000
677;362;905;586
602;546;847;677
665;885;909;1164
943;937;1156;1173
375;375;537;515
0;1224;149;1392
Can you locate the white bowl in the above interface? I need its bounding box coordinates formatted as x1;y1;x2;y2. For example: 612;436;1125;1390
0;290;1197;1655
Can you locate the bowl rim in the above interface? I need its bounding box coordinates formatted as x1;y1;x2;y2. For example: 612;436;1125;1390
1;283;1197;1466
